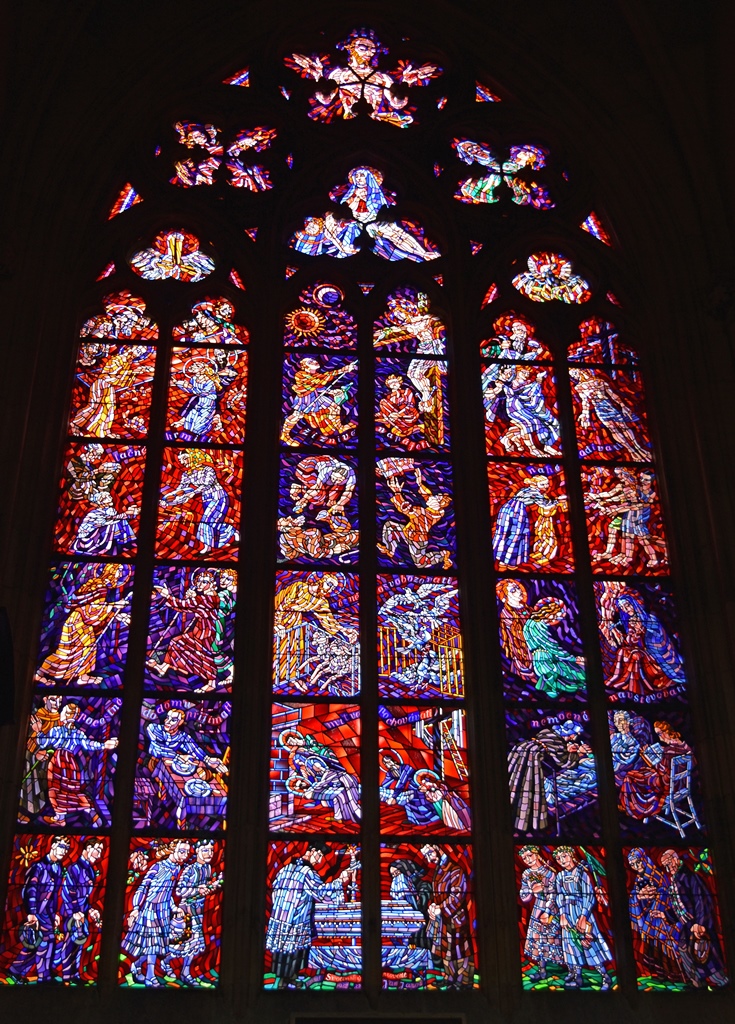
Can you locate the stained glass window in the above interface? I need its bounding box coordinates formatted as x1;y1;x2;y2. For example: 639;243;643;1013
0;17;729;1007
265;276;476;991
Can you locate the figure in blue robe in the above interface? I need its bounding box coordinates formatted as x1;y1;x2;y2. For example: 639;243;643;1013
552;848;613;989
379;750;441;826
9;838;70;982
493;481;555;567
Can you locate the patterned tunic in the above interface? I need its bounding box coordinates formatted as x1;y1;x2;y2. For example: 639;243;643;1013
122;857;182;958
554;863;612;969
519;864;563;964
174;861;211;958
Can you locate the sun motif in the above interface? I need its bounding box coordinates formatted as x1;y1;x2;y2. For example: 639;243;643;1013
16;844;40;869
285;306;326;337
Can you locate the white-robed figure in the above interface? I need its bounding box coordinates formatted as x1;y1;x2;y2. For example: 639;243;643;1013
171;839;221;985
161;449;238;554
122;839;191;986
266;843;352;988
552;846;613;989
517;845;564;981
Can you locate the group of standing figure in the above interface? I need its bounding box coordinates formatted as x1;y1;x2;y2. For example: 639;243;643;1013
518;845;613;989
122;839;222;986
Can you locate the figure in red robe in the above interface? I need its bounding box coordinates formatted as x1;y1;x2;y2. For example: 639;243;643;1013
147;571;220;692
618;720;691;820
377;373;425;449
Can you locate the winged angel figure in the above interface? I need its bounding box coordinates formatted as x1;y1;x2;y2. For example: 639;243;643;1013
512;252;591;304
285;27;441;127
379;581;459;693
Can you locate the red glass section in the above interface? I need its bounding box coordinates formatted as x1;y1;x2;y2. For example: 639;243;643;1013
69;344;156;440
0;834;109;985
514;844;616;990
379;704;471;836
269;702;361;834
53;441;145;558
155;447;242;562
623;847;728;990
264;840;361;989
380;841;478;989
570;368;652;462
488;462;573;573
582;466;669;575
166;348;248;445
119;836;224;987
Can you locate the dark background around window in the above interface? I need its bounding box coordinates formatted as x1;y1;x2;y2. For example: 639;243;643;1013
1;1;735;1022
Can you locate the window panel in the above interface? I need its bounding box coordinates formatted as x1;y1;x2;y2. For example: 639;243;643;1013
581;466;669;575
379;705;471;836
69;343;156;440
593;581;688;702
166;347;248;445
265;840;361;990
0;834;109;985
376;458;455;571
567;317;638;366
284;282;357;351
53;442;145;558
375;357;449;452
623;846;727;990
480;311;552;361
610;709;704;841
144;566;237;695
515;844;616;990
18;695;121;829
119;836;224;987
496;577;587;702
377;574;464;700
80;290;158;341
280;353;358;449
269;702;361;834
380;842;479;990
272;571;360;698
155;447;242;561
482;361;561;458
373;288;447;356
133;699;230;832
172;297;249;346
34;561;133;690
506;708;600;838
277;454;359;565
569;367;652;462
488;461;574;573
